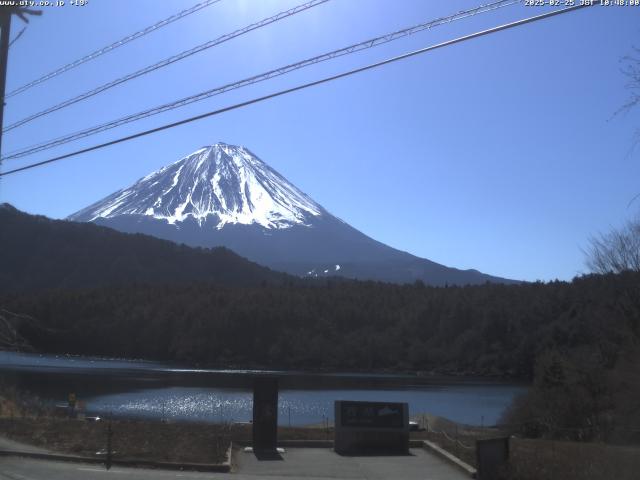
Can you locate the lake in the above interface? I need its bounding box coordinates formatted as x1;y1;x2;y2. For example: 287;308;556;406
0;351;527;426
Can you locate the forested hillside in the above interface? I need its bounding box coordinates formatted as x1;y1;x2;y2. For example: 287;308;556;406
0;204;289;291
3;271;638;381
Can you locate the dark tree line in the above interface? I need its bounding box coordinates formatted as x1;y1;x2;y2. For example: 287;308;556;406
3;271;638;382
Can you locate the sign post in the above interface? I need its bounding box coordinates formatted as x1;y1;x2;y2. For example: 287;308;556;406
67;392;77;418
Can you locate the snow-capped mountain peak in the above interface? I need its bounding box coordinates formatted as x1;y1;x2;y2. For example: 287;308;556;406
69;143;323;230
68;142;516;286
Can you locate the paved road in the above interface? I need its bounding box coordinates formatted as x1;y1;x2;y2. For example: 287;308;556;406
0;448;469;480
0;457;215;480
0;437;50;455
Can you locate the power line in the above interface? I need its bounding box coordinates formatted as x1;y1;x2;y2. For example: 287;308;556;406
2;0;521;161
2;0;331;133
4;0;223;99
0;3;594;178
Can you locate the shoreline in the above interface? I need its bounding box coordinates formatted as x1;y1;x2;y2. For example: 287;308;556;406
0;350;530;385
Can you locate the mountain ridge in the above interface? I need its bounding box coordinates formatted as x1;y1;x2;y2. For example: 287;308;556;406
0;203;290;292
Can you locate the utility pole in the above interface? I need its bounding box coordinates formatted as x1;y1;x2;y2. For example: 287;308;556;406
0;6;41;166
0;8;12;160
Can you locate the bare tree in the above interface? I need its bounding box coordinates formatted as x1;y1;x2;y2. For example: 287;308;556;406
0;308;35;351
586;216;640;274
619;47;640;114
618;47;640;140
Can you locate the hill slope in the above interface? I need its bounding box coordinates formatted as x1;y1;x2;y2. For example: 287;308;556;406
0;203;289;292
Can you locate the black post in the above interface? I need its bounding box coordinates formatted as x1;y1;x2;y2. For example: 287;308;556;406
252;376;278;453
106;420;113;470
0;9;12;160
476;437;510;480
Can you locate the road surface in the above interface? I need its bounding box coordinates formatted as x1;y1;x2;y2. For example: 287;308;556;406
0;447;470;479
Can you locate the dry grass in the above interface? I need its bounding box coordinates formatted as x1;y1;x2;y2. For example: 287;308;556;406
408;414;640;479
0;396;21;418
408;414;507;467
0;417;335;464
279;425;334;441
207;423;335;446
507;438;640;480
0;417;230;464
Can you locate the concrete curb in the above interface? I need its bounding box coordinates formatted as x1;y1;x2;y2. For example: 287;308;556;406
236;439;428;449
421;440;477;478
223;441;233;471
0;450;103;465
0;448;232;473
236;440;424;448
278;440;333;448
235;440;335;448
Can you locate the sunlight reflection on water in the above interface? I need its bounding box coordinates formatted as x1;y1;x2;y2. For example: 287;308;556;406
0;352;527;426
85;385;526;426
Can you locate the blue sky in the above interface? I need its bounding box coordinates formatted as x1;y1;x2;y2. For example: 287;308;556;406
1;0;639;282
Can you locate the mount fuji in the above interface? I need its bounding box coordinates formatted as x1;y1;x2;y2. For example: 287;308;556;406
68;143;514;285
